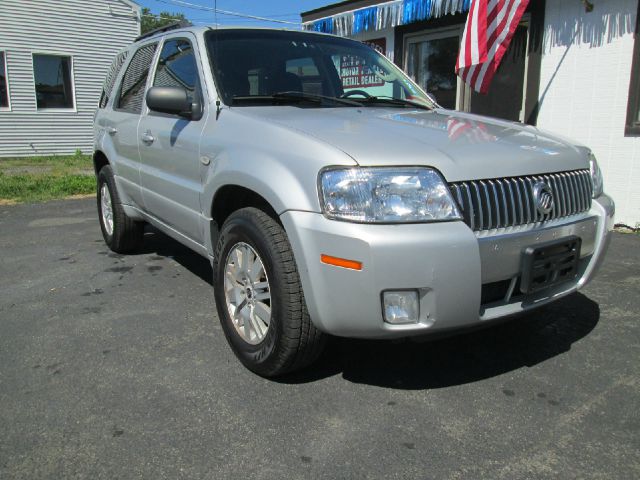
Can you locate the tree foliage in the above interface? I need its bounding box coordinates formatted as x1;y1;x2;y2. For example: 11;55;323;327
141;7;187;34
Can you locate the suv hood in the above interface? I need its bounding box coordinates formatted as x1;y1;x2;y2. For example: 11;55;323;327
240;107;589;182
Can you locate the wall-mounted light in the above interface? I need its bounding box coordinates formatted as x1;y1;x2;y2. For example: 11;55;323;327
581;0;594;13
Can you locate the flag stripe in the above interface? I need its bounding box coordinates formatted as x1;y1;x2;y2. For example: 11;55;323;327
456;0;529;94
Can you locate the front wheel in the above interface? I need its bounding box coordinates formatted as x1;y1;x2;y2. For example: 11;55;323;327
213;207;326;377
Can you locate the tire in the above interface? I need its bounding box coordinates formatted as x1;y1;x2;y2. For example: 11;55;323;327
97;165;143;254
213;207;326;377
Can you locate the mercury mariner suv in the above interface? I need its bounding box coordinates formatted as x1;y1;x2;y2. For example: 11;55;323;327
93;25;614;376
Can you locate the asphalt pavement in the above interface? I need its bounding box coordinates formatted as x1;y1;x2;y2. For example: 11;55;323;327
0;198;638;479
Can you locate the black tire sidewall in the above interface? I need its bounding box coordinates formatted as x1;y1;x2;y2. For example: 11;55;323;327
97;167;116;247
214;213;285;373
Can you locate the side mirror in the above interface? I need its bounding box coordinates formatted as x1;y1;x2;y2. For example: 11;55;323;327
146;86;200;120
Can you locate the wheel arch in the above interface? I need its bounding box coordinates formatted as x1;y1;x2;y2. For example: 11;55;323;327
209;184;280;251
93;150;110;176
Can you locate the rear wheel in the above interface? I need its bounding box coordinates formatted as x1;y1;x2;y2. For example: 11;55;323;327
97;165;143;253
213;207;326;377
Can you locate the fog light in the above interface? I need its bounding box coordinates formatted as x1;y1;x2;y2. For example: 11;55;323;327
383;291;419;324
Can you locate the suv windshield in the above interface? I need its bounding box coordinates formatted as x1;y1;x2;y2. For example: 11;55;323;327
205;29;435;109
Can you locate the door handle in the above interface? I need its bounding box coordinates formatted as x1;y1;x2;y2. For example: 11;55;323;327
141;132;155;145
106;126;117;136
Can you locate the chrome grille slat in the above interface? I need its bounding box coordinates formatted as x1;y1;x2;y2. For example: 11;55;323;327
463;183;475;231
449;169;591;232
553;174;566;217
473;183;484;230
490;180;501;229
572;172;582;213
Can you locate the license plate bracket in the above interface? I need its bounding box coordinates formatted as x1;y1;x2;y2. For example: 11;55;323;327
520;236;582;294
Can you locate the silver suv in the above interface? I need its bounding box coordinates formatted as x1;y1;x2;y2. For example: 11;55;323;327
94;25;614;377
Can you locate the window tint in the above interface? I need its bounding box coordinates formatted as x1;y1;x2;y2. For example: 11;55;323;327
33;54;74;109
117;43;157;113
153;39;198;93
100;51;129;109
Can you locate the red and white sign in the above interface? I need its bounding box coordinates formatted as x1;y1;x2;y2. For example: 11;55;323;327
340;38;387;89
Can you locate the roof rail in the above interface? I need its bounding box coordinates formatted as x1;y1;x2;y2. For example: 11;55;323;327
135;20;193;42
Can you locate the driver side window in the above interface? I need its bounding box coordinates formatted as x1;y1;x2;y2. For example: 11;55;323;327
153;38;199;94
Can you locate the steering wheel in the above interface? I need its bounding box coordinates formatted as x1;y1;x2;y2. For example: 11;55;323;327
340;90;372;99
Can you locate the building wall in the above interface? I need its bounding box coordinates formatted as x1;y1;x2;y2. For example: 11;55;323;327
0;0;140;157
537;0;639;226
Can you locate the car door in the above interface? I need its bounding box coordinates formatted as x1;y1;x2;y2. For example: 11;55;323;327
104;42;159;208
137;34;207;244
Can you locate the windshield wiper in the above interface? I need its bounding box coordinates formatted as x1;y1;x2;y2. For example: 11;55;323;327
231;91;363;107
357;96;433;110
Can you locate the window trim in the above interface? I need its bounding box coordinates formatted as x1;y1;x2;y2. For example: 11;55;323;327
0;50;11;111
31;51;77;113
625;0;640;136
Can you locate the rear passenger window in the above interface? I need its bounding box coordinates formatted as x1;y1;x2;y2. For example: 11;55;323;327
100;51;128;109
117;43;158;114
153;39;199;94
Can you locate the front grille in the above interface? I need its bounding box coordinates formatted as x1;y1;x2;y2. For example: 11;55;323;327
449;170;593;232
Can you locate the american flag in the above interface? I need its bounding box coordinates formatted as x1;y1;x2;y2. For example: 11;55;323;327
456;0;530;94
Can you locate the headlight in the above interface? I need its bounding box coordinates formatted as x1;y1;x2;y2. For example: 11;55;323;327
319;167;462;223
589;152;604;198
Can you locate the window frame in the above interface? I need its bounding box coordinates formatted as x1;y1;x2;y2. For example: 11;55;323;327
625;0;640;136
31;51;76;112
0;51;11;111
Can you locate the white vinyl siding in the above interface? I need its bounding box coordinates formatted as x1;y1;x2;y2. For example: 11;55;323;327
0;0;140;157
536;0;640;226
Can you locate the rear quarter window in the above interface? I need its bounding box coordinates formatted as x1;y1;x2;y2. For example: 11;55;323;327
99;51;129;109
116;43;158;114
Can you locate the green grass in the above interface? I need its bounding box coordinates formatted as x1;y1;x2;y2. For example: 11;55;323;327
0;153;96;203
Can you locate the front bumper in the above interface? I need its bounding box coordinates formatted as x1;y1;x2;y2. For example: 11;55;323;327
281;195;614;339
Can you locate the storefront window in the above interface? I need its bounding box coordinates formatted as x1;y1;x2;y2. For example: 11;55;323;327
404;24;529;122
406;35;459;109
467;25;528;122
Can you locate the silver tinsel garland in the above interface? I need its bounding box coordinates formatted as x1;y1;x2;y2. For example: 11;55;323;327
304;0;470;36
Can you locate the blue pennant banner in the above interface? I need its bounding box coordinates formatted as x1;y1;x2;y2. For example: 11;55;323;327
403;0;433;23
312;17;334;34
353;6;379;33
305;0;471;37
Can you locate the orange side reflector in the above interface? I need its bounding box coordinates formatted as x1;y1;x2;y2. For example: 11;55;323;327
320;254;363;271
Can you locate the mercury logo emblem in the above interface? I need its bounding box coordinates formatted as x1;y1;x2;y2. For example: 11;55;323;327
533;181;554;215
